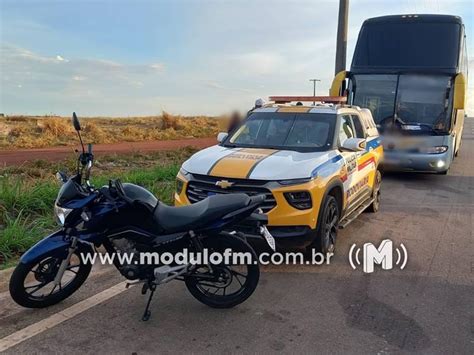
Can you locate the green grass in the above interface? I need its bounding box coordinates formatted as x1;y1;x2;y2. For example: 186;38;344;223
0;148;196;268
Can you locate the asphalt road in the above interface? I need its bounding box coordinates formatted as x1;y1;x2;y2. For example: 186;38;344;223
0;120;473;354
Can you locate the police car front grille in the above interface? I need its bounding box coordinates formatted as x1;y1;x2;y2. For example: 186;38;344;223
186;176;276;213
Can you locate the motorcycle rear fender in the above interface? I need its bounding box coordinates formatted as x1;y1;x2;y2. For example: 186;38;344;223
20;230;95;265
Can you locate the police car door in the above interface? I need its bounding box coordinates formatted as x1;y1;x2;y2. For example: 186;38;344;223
338;115;365;207
350;114;372;200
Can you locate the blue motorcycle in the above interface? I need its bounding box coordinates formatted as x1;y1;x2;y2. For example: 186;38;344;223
9;113;274;321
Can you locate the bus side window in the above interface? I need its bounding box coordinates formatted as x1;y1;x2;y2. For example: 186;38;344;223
351;115;366;138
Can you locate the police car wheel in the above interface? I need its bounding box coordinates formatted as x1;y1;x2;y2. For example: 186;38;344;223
308;195;339;254
366;170;382;213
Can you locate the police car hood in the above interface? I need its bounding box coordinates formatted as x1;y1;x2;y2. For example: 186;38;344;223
182;145;339;180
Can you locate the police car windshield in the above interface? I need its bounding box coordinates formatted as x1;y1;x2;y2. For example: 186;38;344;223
223;112;336;152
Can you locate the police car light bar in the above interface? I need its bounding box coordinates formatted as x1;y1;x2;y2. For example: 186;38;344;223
269;96;347;104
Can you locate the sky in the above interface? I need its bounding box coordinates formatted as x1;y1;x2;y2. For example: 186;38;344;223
0;0;473;116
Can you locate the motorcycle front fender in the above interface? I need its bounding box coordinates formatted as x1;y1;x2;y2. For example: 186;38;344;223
19;230;94;265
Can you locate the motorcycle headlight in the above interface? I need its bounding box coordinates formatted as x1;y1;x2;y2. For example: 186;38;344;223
418;146;448;154
54;204;73;225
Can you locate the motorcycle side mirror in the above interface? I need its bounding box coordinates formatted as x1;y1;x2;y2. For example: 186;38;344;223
55;171;68;183
72;112;81;131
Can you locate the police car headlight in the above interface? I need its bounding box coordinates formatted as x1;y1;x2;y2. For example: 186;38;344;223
278;178;312;186
54;204;73;225
176;178;185;194
418;146;448;154
179;168;190;177
284;191;312;210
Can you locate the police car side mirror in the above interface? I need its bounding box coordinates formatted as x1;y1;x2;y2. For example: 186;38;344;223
217;132;228;143
341;138;366;152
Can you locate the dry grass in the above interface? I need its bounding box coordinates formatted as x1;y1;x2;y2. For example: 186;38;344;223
0;112;227;149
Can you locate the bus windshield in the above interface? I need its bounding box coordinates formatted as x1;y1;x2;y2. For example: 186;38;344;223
352;74;452;133
396;75;451;130
351;75;397;123
223;112;336;152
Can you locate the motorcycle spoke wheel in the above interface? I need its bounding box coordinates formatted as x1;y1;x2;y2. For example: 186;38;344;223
23;255;80;300
195;265;249;298
184;233;260;309
9;250;93;308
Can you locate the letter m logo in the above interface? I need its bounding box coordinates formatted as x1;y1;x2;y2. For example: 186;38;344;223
363;239;393;273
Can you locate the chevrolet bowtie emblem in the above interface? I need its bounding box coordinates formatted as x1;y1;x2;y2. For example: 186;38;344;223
215;180;234;189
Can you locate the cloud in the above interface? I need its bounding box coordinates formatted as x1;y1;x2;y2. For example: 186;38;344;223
201;80;253;94
1;44;166;92
234;52;285;76
150;63;165;71
203;81;226;90
1;46;67;64
0;44;172;115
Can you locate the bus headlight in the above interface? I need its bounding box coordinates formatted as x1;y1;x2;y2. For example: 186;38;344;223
418;146;448;154
54;204;73;225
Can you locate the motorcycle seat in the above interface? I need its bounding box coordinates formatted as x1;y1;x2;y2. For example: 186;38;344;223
154;193;251;233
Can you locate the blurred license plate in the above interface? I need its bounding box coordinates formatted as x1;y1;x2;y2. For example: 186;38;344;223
384;157;401;165
260;225;276;251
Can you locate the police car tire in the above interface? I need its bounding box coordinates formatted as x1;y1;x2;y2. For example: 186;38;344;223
307;195;339;254
366;170;382;213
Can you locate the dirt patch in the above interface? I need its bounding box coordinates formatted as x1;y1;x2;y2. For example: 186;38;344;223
0;137;216;166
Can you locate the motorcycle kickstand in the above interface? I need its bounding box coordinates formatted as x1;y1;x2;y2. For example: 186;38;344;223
141;283;157;321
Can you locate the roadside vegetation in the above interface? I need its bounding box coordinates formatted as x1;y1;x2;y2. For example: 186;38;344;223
0;148;197;268
0;112;225;149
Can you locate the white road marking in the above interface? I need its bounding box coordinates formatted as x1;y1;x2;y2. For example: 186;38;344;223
0;281;131;352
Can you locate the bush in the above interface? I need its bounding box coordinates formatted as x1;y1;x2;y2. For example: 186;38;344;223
83;122;108;143
40;118;74;136
161;111;184;130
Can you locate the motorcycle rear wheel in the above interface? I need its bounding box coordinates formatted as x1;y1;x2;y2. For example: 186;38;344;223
9;250;92;308
185;233;259;308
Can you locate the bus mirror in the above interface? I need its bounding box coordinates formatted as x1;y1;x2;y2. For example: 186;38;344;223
453;73;466;110
330;70;347;96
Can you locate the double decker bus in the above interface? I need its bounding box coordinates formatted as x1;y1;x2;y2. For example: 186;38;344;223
331;14;468;174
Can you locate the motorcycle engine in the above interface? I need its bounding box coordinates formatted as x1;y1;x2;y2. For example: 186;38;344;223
110;238;145;280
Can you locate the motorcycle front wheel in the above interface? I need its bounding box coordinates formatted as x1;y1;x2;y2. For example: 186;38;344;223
9;249;92;308
185;233;260;308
